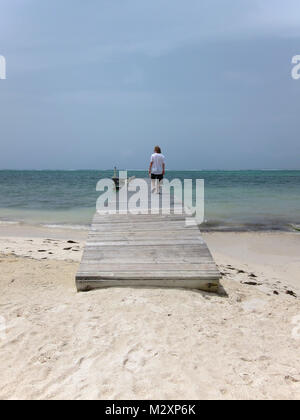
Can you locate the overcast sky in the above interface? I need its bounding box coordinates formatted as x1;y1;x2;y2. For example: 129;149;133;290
0;0;300;170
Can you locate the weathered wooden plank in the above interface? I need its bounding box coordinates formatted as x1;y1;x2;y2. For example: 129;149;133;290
85;240;205;247
89;227;199;233
82;246;211;255
84;249;208;257
82;249;212;263
76;271;219;279
92;215;187;223
76;279;219;293
90;223;194;232
82;250;212;258
87;233;201;242
81;259;214;267
78;262;217;271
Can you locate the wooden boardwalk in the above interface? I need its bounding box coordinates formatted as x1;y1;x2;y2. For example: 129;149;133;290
76;182;220;292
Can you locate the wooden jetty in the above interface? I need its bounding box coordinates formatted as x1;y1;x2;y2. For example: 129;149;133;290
76;180;220;292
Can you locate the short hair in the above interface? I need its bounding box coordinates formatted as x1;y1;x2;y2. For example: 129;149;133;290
154;146;161;154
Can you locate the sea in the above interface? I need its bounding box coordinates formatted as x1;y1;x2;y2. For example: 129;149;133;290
0;170;299;232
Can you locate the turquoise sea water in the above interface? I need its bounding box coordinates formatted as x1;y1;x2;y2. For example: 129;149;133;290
0;170;299;231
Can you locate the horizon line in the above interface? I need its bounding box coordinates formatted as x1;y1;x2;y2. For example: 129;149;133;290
0;168;300;172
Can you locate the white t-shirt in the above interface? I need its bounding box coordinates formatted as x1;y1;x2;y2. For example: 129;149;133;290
150;153;165;175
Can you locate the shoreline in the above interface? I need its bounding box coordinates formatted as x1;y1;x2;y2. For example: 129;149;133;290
1;223;300;290
1;224;300;291
0;219;299;235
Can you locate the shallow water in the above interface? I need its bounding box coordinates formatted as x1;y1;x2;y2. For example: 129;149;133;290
0;170;299;231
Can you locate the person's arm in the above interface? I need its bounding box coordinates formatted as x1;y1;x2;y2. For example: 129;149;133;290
149;156;153;176
162;162;165;176
149;161;153;176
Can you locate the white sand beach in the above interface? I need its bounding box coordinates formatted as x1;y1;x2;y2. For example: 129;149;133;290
1;224;300;400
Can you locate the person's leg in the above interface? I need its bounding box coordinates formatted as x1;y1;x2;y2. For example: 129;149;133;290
156;175;163;194
155;177;159;193
158;175;163;194
151;175;156;192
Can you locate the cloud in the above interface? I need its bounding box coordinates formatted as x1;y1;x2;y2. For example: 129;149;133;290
2;0;300;59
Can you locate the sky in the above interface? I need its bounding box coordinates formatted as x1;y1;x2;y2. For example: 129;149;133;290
0;0;300;170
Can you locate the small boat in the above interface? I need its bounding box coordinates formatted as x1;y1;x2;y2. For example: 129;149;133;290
112;167;120;190
111;167;135;190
